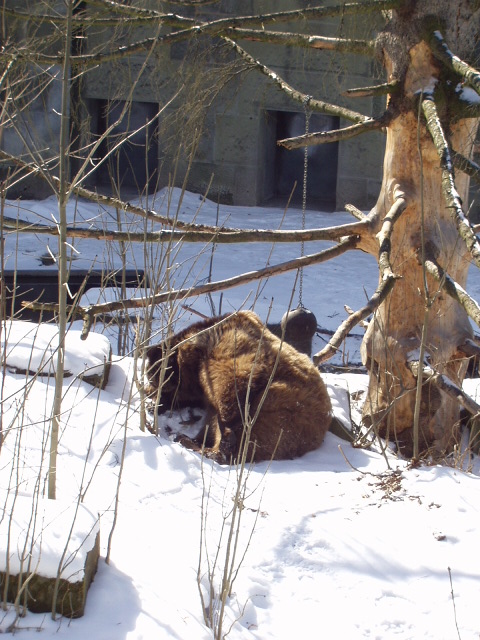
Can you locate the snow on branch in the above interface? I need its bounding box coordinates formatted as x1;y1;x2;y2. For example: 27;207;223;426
423;258;480;329
407;360;480;419
451;150;480;186
428;30;480;99
422;96;480;269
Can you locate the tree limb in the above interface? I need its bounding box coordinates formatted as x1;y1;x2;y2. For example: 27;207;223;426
428;30;480;98
313;189;406;365
0;151;372;242
423;257;480;329
278;110;392;149
343;81;400;98
451;150;480;185
422;96;480;269
407;360;480;418
84;0;404;27
312;272;397;365
376;189;407;279
3;213;369;244
223;38;370;124
229;28;374;56
21;236;359;338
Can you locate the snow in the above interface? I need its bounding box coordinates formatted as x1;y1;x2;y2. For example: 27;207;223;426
1;321;111;377
1;190;480;639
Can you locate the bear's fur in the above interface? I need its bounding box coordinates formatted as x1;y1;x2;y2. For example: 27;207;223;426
145;311;332;463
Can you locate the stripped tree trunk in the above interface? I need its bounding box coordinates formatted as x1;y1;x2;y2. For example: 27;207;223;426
360;2;479;456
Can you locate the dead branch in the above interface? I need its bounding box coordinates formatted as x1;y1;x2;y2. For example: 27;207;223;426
313;191;406;365
3;212;369;244
223;37;369;124
312;272;397;365
278;111;392;150
86;0;404;28
344;204;367;220
22;236;358;338
4;1;397;68
229;28;374;56
407;360;480;418
428;30;480;98
457;337;480;359
422;96;480;269
376;190;407;279
451;150;480;185
343;81;400;98
423;258;480;328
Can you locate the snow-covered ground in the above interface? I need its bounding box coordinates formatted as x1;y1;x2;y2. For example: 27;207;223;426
1;189;480;639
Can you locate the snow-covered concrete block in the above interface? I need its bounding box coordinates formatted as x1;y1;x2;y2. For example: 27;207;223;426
0;497;100;618
1;321;112;388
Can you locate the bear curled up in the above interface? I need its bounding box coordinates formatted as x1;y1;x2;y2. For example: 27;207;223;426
145;310;332;464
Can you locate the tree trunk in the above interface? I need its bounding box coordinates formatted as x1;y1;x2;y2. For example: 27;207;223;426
360;4;479;457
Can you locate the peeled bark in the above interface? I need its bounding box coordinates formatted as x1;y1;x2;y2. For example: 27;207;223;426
360;4;480;457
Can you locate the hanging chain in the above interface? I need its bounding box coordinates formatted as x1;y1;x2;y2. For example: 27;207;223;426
298;95;311;309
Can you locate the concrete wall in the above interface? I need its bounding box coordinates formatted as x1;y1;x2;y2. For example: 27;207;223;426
2;0;387;211
79;0;388;210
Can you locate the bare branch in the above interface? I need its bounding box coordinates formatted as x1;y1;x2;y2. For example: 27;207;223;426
223;38;369;124
312;272;397;365
422;96;480;269
428;30;480;98
376;189;407;279
313;189;406;365
408;360;480;418
0;151;371;242
345;204;368;220
423;257;480;329
343;80;400;97
22;237;359;337
278;110;392;149
85;0;405;28
451;150;480;185
229;28;374;56
4;213;369;244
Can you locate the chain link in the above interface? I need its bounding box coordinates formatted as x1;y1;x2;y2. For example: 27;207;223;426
298;95;311;309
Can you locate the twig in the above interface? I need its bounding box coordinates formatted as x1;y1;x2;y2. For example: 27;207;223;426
448;567;462;640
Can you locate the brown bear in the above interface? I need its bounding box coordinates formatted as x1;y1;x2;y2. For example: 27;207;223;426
145;310;332;463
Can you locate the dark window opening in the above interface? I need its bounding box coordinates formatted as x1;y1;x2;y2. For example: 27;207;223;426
93;100;159;193
265;110;339;210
